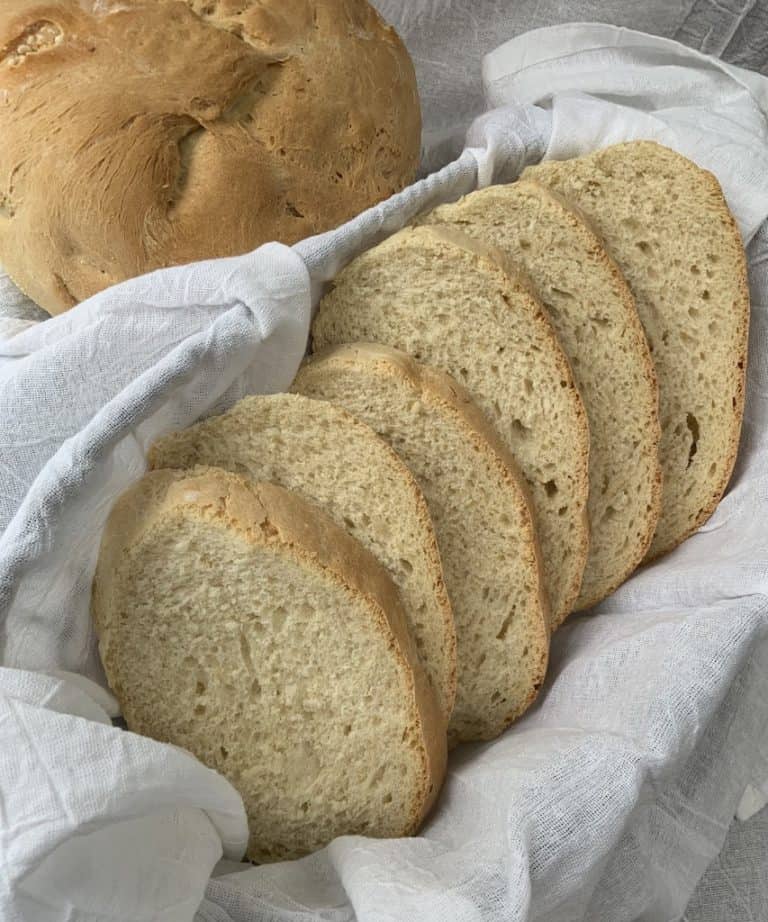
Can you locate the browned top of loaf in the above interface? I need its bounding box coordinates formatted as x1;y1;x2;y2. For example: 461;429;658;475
0;0;420;314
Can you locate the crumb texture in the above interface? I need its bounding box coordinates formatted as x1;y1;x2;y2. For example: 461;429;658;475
92;469;443;863
149;393;456;718
422;180;662;608
526;142;749;558
312;226;590;627
294;343;549;742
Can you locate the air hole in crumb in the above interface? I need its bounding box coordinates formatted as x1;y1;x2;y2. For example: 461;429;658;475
220;746;229;759
490;691;502;703
558;506;568;516
343;723;352;736
511;418;530;438
399;558;413;575
544;480;558;497
343;516;356;531
195;681;206;695
702;289;710;301
636;240;651;254
686;412;700;468
300;801;310;813
496;611;514;640
382;793;392;804
523;378;533;396
194;704;206;715
709;462;717;476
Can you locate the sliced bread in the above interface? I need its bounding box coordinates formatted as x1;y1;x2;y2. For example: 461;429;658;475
421;180;662;608
293;343;550;743
311;225;590;628
92;469;446;863
525;142;749;559
148;393;456;718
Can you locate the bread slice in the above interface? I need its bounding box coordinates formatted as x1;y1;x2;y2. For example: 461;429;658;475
92;469;446;863
311;225;590;628
293;343;550;742
148;393;456;718
525;142;749;559
420;180;662;608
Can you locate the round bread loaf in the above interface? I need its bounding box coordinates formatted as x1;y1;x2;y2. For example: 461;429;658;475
0;0;421;314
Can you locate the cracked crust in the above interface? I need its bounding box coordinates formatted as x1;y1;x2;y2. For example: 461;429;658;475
0;0;420;313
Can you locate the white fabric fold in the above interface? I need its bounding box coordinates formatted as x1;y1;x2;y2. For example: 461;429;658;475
1;20;768;922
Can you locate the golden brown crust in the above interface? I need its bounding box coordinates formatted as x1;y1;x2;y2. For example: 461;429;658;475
93;467;446;837
0;0;420;314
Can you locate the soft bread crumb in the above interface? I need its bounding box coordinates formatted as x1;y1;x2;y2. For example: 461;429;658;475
294;343;550;742
526;142;749;559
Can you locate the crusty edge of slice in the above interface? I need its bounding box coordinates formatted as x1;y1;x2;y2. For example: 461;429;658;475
418;183;662;608
645;161;749;559
93;467;447;831
295;341;551;729
148;393;458;719
415;224;591;625
524;142;750;559
515;179;664;605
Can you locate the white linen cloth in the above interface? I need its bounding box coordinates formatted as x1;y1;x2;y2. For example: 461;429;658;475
2;23;768;922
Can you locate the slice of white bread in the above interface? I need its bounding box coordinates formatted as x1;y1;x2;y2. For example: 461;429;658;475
92;469;446;863
311;225;590;628
421;180;662;608
293;343;550;743
148;393;456;718
525;142;749;559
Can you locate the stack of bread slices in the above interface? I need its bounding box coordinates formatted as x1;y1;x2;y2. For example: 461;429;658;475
92;141;749;863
